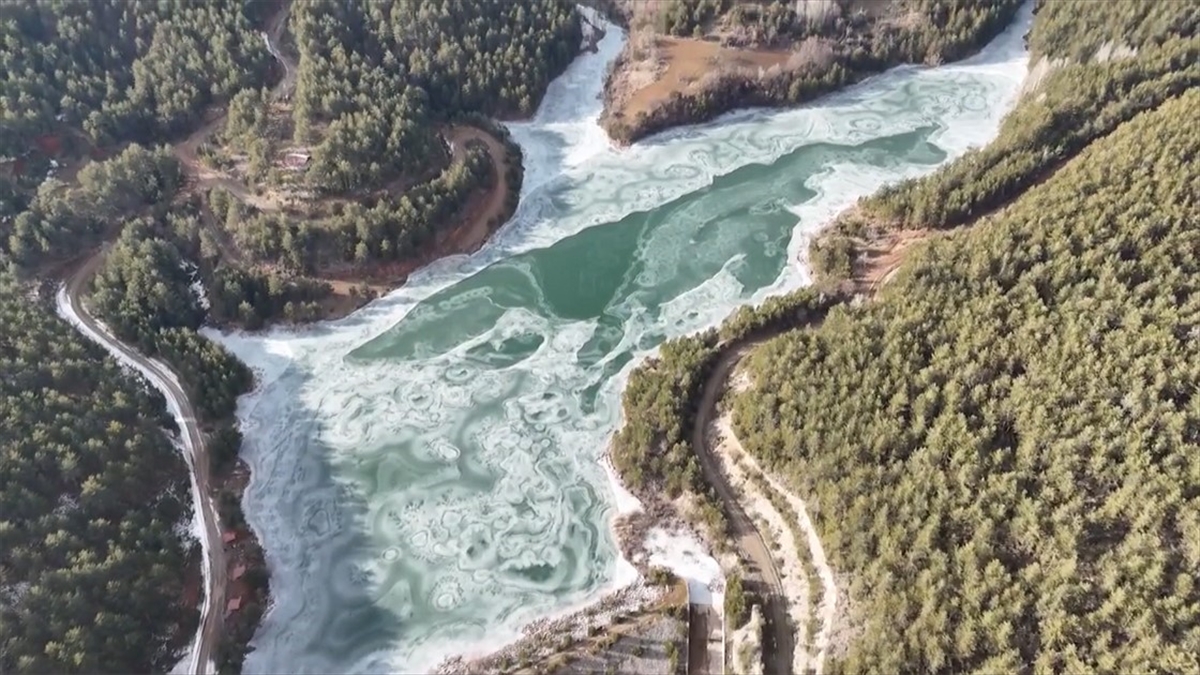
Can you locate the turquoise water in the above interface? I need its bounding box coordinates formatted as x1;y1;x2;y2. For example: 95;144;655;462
209;7;1032;673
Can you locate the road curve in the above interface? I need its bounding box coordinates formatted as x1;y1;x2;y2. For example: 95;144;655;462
56;249;225;675
691;343;795;675
262;2;296;101
693;335;843;675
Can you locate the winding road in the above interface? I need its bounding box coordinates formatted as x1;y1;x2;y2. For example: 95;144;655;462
691;338;838;675
692;343;794;674
46;4;515;673
56;249;225;675
50;3;310;668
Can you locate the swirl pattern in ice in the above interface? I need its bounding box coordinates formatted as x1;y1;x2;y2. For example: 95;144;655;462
206;5;1033;673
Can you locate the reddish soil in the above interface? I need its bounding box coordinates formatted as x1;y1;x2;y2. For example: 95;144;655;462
852;228;931;296
212;460;265;619
444;125;513;249
181;558;203;616
34;134;62;155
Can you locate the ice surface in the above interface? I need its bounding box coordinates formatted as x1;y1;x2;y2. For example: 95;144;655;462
205;4;1034;673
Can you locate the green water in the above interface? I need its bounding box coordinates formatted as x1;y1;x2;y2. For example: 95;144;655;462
224;20;1029;671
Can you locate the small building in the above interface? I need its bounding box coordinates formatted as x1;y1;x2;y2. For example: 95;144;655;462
222;530;239;545
282;151;310;170
231;564;248;581
226;596;242;614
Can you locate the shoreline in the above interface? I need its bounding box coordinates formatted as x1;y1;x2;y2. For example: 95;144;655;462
204;11;632;672
591;0;1025;146
430;579;666;674
205;9;707;669
191;123;522;672
277;123;525;325
208;3;1034;671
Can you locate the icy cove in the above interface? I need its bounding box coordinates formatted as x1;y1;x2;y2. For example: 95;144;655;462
209;8;1032;674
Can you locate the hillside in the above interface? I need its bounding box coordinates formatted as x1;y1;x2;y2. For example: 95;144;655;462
811;0;1200;282
735;86;1200;673
598;0;1023;144
0;274;196;673
0;1;584;672
2;0;582;327
610;0;1200;672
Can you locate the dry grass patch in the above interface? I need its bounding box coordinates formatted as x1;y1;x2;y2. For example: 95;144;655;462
615;37;789;122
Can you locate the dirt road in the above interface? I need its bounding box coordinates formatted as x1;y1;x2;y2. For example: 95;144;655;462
691;343;795;674
687;603;711;674
172;0;294;210
57;249;226;675
263;2;296;101
171;0;511;270
692;332;843;675
42;8;300;673
42;4;515;673
443;125;513;252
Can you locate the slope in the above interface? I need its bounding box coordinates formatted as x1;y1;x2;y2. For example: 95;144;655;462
732;86;1200;674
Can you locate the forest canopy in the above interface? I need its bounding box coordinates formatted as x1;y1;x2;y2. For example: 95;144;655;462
290;0;579;192
855;0;1200;231
732;89;1200;673
0;272;196;674
0;0;273;153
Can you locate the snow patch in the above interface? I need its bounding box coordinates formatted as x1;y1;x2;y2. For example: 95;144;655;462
645;528;724;606
182;262;210;311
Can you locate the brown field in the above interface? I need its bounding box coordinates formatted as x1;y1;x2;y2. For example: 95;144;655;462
616;36;789;122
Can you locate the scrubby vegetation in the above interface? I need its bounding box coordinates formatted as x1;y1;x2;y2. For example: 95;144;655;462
0;272;196;674
734;89;1200;673
660;0;1019;55
725;571;751;629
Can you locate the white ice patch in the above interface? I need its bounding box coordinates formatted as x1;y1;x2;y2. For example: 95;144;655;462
182;262;211;311
645;528;724;606
168;646;196;675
